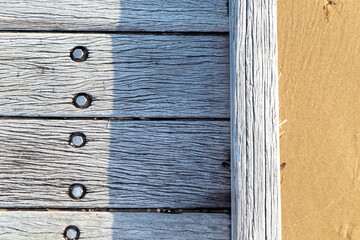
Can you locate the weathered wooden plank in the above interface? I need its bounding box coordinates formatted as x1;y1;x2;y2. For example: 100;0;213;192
0;33;229;118
0;0;228;32
0;211;230;239
0;119;230;208
230;0;281;239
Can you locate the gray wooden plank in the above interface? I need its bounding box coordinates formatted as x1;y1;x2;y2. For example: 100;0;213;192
0;119;230;208
0;0;228;32
0;33;229;118
229;0;281;239
0;211;230;240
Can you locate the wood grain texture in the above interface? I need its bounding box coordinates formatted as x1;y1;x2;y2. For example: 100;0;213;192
0;119;230;208
229;0;281;239
0;211;230;239
0;33;229;118
0;0;228;32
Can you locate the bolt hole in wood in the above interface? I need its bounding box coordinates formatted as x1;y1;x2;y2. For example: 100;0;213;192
63;225;80;240
69;132;87;148
73;93;92;109
68;184;87;200
70;46;89;62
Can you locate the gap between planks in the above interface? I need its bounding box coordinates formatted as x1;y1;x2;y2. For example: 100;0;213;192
0;29;229;35
0;116;230;121
0;208;230;213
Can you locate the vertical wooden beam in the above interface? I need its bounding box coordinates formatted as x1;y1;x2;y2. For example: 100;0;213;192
230;0;281;239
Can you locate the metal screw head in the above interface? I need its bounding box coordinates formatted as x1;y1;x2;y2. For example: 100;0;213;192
68;184;86;199
69;132;86;148
73;93;92;109
64;225;80;240
70;46;88;62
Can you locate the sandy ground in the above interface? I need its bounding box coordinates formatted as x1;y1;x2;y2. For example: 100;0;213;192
278;0;360;239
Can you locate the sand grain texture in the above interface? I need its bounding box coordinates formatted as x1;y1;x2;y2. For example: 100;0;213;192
278;0;360;239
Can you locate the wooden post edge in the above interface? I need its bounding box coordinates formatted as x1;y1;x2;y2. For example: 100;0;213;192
230;0;281;239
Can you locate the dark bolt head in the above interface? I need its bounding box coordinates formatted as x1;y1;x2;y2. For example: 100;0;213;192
70;46;88;62
64;225;80;240
68;184;87;200
73;93;92;109
69;132;86;148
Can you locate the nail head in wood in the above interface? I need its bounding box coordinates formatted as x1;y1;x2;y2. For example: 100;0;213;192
64;225;80;240
69;132;86;148
68;184;86;200
70;46;88;62
222;161;230;170
73;93;92;109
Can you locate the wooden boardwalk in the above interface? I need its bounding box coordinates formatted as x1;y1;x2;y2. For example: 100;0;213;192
0;0;281;239
0;1;232;239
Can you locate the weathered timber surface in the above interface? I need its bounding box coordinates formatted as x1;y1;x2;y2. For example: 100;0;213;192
0;0;228;32
230;0;281;239
0;211;230;240
0;119;230;208
0;33;229;118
